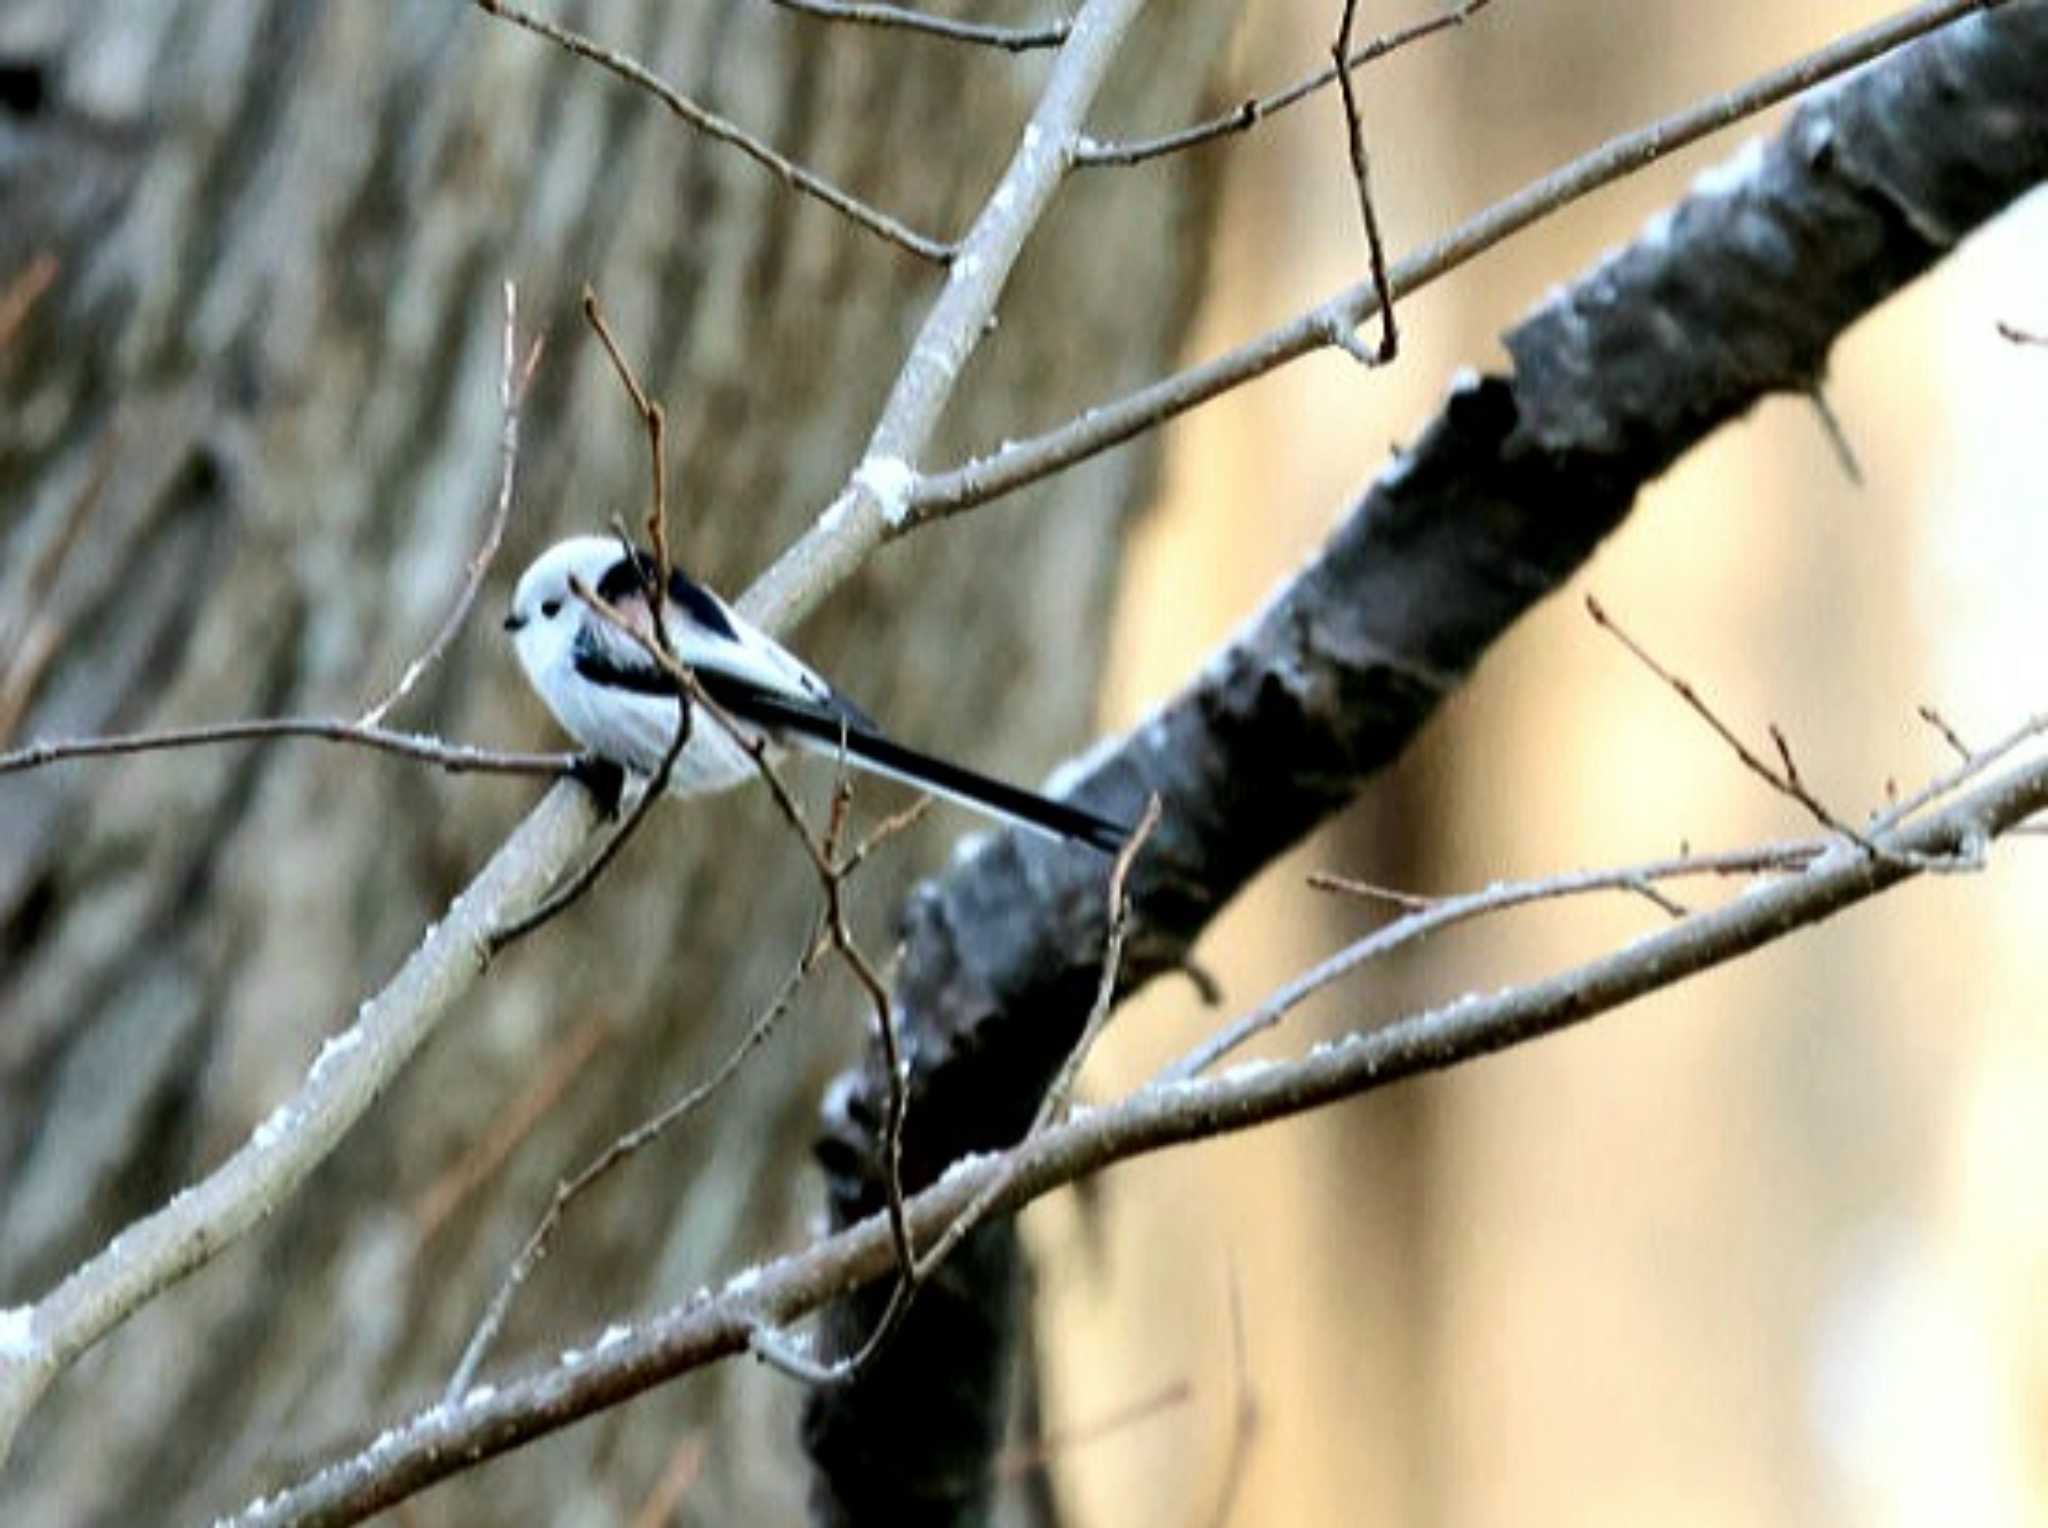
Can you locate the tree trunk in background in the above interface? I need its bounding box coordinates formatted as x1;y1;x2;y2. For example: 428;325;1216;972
0;3;1236;1520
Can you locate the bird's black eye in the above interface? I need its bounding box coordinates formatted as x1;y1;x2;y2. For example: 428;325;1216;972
540;598;562;619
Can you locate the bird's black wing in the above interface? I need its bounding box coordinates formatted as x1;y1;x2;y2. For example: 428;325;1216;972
569;624;1129;853
701;676;1132;855
568;628;672;698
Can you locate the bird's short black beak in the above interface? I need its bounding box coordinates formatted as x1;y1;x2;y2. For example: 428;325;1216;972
502;612;525;633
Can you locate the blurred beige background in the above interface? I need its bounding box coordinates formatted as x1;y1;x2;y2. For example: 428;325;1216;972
1030;2;2048;1524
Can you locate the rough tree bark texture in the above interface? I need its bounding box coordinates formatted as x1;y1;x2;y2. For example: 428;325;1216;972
804;7;2048;1520
0;2;1238;1522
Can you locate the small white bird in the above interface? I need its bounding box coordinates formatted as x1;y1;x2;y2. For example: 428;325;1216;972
504;536;1130;853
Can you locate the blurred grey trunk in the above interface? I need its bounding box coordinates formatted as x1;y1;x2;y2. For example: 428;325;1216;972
0;3;1236;1521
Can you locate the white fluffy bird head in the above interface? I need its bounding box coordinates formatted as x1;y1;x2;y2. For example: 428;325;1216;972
502;535;633;679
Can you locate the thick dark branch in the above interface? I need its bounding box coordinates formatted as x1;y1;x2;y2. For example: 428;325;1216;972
802;6;2048;1520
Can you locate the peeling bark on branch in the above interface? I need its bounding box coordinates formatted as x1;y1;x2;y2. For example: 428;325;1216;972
804;8;2048;1518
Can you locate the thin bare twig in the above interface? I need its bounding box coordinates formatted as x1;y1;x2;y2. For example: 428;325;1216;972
1077;0;1492;167
1996;319;2047;346
749;794;1159;1386
1331;0;1398;365
0;719;575;779
480;764;669;948
470;0;953;263
581;289;657;422
819;845;920;1350
583;284;684;735
1586;595;1874;845
916;0;1997;523
1024;794;1162;1130
1873;709;2048;835
1194;704;2048;1091
747;1273;919;1384
1304;872;1436;911
734;772;926;1385
1168;837;1825;1081
840;794;937;876
764;0;1071;51
579;287;673;577
1590;598;1996;875
1311;864;1690;919
1916;703;1971;762
1806;384;1864;487
904;797;1159;1289
446;919;831;1402
1768;723;1837;822
360;281;544;727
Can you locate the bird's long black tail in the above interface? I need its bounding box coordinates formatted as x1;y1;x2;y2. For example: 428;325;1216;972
830;727;1131;854
730;692;1131;854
